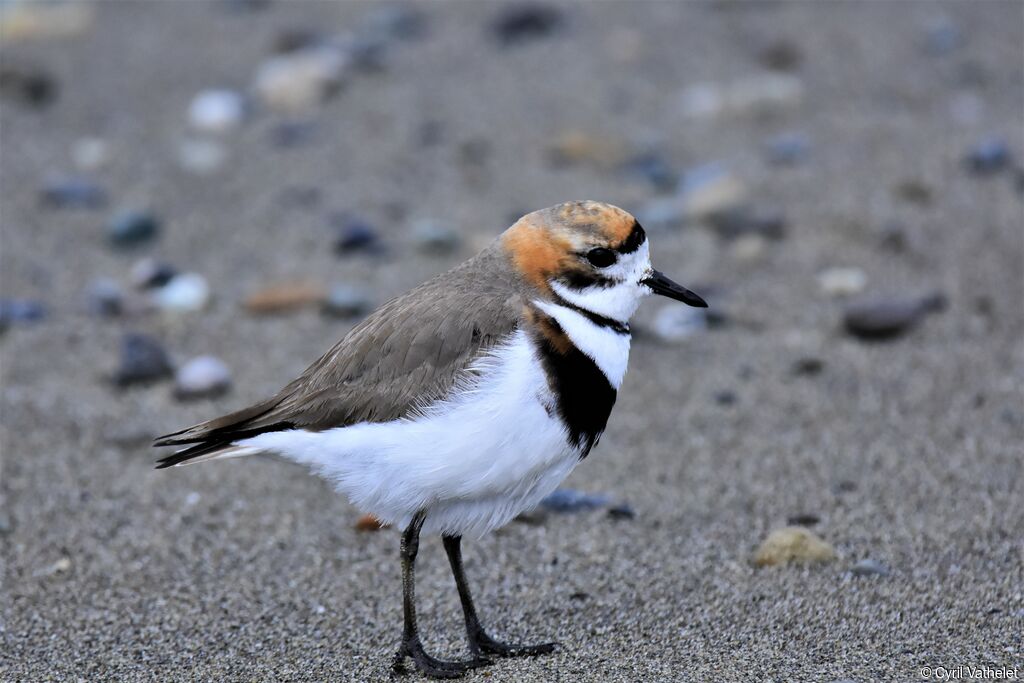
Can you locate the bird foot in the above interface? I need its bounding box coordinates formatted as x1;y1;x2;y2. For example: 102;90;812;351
392;637;491;679
470;629;559;658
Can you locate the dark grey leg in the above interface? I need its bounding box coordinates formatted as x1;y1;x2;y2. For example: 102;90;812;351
442;534;558;659
391;512;490;679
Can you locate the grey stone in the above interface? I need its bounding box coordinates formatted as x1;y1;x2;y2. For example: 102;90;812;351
174;355;232;400
107;209;160;247
113;333;173;387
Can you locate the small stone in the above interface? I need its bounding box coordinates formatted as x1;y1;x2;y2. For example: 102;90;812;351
893;179;933;205
362;5;426;42
651;304;708;342
411;219;461;255
713;390;737;406
86;278;123;317
269;120;317;147
491;3;564;45
0;1;94;42
729;234;768;263
678;164;748;220
791;357;824;377
818;267;867;297
540;488;610;513
0;299;47;331
71;137;109;170
174;355;232;400
244;282;326;314
706;205;785;240
332;214;383;255
619;152;677;192
758;40;803;71
764;131;810;166
923;15;962;56
545;130;627;169
130;258;177;289
273;27;323;54
786;513;821;526
607;504;636;520
679;74;803;120
40;175;107;209
843;292;947;341
184;492;201;507
0;62;57;107
152;273;210;313
107;209;160;248
964;136;1011;175
320;284;371;319
253;46;347;113
354;513;385;532
188;89;246;133
32;556;72;579
177;138;228;175
753;527;836;567
569;591;589;602
113;333;174;387
850;559;890;577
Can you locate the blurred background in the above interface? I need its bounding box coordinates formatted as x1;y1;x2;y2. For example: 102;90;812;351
1;1;1021;680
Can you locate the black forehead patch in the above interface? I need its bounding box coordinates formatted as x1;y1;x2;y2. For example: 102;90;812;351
617;221;647;254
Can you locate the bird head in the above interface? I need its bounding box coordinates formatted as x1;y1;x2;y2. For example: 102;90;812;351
502;200;707;322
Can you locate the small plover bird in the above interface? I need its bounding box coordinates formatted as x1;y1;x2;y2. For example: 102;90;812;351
155;200;706;678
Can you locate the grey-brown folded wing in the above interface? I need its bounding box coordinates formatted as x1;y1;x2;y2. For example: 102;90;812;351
154;246;527;464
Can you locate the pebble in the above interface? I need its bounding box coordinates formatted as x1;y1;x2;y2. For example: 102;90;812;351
620;151;677;192
706;205;785;240
363;5;426;42
791;357;825;377
188;89;246;133
174;355;232;400
0;1;94;42
491;3;564;45
320;284;371;319
964;136;1011;175
333;214;383;255
177;138;228;175
130;258;177;289
244;282;326;314
411;219;461;254
678;164;747;220
764;131;811;166
85;277;123;317
893;179;933;205
107;209;160;247
729;234;768;263
923;15;962;56
152;273;210;313
71;137;109;170
253;46;347;113
714;390;737;406
606;504;636;520
269;120;317;147
651;304;708;342
40;175;107;209
786;513;821;526
818;267;867;297
0;299;47;331
113;333;174;387
678;74;803;120
757;40;803;72
32;556;72;579
850;559;890;577
753;527;837;567
540;488;610;513
843;292;947;341
0;62;57;107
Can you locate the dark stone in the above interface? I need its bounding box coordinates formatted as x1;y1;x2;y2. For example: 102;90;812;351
707;205;786;240
714;390;737;406
491;3;564;45
764;132;810;166
269;120;317;147
107;209;160;248
363;5;426;41
540;488;610;513
130;258;177;290
964;137;1011;175
620;152;677;192
607;504;636;520
273;27;323;54
86;278;123;317
758;40;803;71
0;299;47;331
842;292;947;341
791;357;824;376
893;179;933;205
331;214;383;255
0;64;57;107
787;513;821;526
40;176;107;209
569;591;589;601
113;333;174;387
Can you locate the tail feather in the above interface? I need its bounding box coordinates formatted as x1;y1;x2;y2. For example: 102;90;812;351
153;396;294;468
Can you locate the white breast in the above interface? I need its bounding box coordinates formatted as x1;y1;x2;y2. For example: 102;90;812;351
238;329;582;538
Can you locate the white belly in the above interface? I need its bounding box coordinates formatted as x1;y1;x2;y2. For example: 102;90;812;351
239;329;582;537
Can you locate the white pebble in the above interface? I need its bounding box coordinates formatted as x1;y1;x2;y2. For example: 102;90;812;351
71;137;109;170
152;273;210;312
818;267;867;297
177;138;227;175
175;356;232;399
188;89;246;133
254;46;347;112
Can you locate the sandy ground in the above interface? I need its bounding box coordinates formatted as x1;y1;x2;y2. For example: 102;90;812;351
2;2;1022;681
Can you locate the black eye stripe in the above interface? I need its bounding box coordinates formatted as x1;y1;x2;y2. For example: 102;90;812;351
617;222;647;254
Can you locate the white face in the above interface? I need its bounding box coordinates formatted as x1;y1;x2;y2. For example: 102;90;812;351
550;240;653;323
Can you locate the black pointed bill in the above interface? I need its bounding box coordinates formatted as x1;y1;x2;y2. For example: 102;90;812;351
642;270;708;308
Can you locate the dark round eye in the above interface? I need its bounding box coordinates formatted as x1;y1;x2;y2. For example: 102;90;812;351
585;248;616;268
